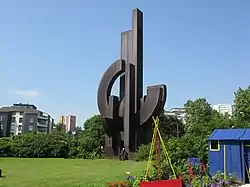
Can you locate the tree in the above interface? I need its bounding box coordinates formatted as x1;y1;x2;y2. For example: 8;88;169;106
159;112;184;139
234;86;250;122
0;137;12;156
184;98;220;132
54;123;65;133
81;115;105;155
68;126;83;138
0;115;107;159
74;126;83;137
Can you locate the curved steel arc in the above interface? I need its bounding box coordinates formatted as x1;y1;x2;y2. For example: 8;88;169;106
140;84;167;125
97;59;125;118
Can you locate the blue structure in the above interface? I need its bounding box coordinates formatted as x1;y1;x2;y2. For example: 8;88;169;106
188;157;201;167
208;128;250;183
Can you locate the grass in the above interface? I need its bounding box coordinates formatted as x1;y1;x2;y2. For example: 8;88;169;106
0;158;146;187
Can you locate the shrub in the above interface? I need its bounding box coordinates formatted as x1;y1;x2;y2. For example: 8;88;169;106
0;132;103;159
134;144;151;161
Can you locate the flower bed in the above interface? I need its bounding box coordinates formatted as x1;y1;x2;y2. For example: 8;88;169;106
107;169;183;187
183;172;242;187
107;171;243;187
107;172;140;187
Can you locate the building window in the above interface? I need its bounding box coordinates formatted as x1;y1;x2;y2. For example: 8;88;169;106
12;112;16;115
18;126;22;131
28;125;33;131
20;112;24;115
210;140;220;151
29;118;34;123
11;117;16;123
11;125;15;131
0;117;3;121
19;118;23;123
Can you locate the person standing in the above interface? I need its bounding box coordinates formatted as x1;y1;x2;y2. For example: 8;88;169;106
120;147;125;160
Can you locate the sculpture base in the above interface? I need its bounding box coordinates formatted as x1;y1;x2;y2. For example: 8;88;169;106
104;146;115;158
103;124;153;158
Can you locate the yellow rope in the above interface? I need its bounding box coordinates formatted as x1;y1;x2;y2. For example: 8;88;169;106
144;116;177;180
156;124;177;179
145;119;157;180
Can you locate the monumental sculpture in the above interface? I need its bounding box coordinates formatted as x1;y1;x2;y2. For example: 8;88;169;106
97;9;167;157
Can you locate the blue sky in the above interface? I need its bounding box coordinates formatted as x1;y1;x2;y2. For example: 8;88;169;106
0;0;249;126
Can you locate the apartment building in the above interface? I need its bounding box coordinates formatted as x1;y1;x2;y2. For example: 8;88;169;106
165;108;186;124
0;103;54;137
212;104;234;116
163;104;234;125
59;114;76;132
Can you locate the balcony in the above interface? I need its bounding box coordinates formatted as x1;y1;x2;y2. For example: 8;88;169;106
37;127;47;134
11;127;15;132
38;115;48;120
37;122;47;127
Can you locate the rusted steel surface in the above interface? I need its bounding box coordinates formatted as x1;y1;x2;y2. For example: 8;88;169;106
97;9;167;157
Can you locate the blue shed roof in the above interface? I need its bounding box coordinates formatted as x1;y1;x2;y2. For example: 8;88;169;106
208;128;250;141
240;129;250;140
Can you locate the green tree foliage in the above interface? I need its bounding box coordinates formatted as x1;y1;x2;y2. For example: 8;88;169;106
74;126;83;137
159;111;185;139
234;86;250;122
184;98;220;132
0;133;70;158
54;123;65;133
136;93;250;172
0;115;106;159
1;86;250;167
81;115;105;156
68;126;83;138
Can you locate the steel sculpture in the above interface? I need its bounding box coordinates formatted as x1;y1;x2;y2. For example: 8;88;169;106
97;8;167;157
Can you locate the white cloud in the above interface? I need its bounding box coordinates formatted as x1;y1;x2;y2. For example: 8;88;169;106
14;90;40;98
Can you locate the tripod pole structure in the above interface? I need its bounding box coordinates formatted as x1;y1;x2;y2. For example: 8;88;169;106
145;116;177;181
155;118;161;179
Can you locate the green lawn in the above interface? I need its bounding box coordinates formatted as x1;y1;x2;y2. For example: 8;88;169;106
0;158;146;187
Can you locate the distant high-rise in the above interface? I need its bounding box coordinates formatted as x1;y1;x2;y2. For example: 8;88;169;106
59;114;76;132
58;116;66;131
